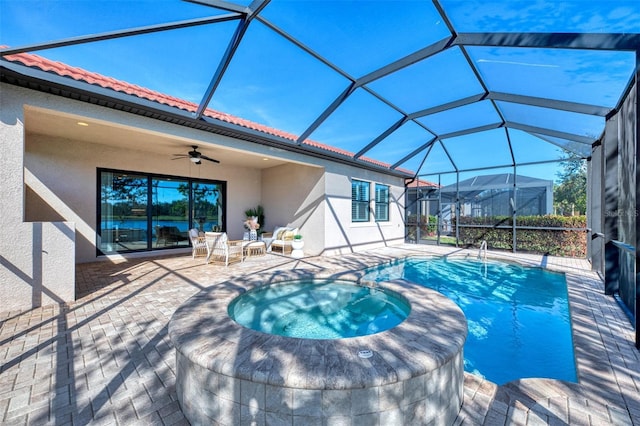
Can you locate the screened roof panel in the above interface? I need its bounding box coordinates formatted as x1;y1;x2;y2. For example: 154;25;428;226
467;47;636;107
27;22;237;104
366;47;485;113
509;130;576;164
441;0;640;33
1;0;638;179
440;129;514;170
0;0;222;45
420;141;456;175
211;21;350;136
497;101;605;139
366;121;435;170
529;134;592;158
417;101;502;136
308;87;403;154
260;0;449;77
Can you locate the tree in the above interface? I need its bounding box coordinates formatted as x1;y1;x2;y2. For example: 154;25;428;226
553;158;586;215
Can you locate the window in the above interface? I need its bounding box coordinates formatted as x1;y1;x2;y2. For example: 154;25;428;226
98;169;225;254
352;179;370;222
375;184;390;221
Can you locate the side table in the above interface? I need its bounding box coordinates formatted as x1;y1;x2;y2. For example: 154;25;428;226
243;241;266;258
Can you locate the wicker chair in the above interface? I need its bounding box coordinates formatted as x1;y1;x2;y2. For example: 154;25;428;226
262;226;298;254
189;228;207;259
204;232;243;266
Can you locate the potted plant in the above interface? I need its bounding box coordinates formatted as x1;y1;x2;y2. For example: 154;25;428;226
244;205;264;235
291;234;304;251
243;216;260;240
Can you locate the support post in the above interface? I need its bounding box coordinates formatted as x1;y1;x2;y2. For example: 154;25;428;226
634;53;639;349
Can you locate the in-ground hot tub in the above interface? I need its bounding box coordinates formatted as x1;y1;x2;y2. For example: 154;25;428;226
169;275;467;425
228;280;411;339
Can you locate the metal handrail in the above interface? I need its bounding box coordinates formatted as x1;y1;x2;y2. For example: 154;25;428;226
478;240;487;262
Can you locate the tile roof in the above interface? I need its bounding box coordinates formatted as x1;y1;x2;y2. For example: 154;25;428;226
2;48;410;174
406;178;439;188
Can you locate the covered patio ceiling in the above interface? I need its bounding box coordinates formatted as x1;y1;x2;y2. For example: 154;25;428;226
1;0;639;179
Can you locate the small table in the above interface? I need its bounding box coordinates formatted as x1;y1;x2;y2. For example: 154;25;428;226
243;241;266;258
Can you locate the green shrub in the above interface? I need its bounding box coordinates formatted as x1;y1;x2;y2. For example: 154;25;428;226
453;215;587;257
407;214;437;238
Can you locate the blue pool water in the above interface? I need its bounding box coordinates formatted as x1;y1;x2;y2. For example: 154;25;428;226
228;280;410;339
363;257;577;385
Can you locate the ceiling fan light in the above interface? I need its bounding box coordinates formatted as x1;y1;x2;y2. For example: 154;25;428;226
190;156;200;163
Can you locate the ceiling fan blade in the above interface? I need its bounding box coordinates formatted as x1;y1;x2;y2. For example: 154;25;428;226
200;155;220;164
171;146;217;164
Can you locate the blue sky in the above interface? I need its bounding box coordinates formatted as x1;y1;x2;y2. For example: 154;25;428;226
1;0;638;185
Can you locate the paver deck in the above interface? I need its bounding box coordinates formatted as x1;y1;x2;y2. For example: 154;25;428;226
1;245;639;425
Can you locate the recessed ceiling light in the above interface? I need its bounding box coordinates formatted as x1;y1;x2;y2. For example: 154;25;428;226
262;158;269;161
77;122;89;126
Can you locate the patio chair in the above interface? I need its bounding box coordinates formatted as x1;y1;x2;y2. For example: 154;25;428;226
262;226;298;254
204;232;243;266
155;225;188;247
189;228;207;259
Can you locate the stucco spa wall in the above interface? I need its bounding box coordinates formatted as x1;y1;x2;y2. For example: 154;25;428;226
25;133;262;263
1;85;75;312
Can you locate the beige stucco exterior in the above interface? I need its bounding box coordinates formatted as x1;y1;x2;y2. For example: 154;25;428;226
1;82;407;312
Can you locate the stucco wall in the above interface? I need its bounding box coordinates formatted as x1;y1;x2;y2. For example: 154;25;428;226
1;85;76;312
261;163;326;255
261;161;406;256
323;163;405;255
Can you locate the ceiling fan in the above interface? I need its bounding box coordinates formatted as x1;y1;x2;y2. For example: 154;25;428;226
172;145;220;165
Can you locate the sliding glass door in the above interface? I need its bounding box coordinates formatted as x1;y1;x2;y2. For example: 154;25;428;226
98;169;225;255
192;182;224;233
152;178;189;249
99;172;149;252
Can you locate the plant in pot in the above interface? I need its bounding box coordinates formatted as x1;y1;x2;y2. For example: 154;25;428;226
291;234;304;251
244;205;264;235
243;216;260;240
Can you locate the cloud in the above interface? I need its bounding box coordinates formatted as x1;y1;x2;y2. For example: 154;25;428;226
477;59;559;68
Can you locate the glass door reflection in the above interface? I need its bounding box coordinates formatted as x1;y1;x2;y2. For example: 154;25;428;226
152;178;189;248
192;182;224;233
100;172;149;253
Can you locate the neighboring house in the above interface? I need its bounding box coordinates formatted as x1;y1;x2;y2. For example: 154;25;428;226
406;173;553;219
405;178;441;217
439;173;554;217
404;173;553;237
0;52;408;312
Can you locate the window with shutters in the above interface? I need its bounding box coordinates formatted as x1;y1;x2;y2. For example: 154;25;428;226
351;179;370;222
375;184;389;222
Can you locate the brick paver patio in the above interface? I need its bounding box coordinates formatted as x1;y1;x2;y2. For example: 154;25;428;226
1;245;639;425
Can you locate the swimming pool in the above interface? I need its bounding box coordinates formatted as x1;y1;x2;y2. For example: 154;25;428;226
363;257;577;385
